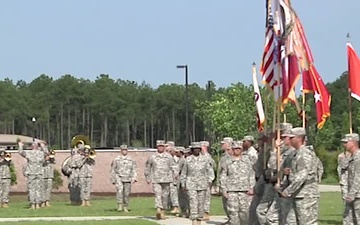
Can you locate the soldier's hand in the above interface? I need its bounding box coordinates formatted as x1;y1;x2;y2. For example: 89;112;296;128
132;179;137;183
18;141;24;148
283;168;291;175
222;191;228;198
146;180;151;185
246;188;254;196
345;197;354;203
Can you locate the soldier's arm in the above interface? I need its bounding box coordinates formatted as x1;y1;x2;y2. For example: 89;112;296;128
170;156;179;176
207;160;215;184
283;151;311;196
180;160;188;188
347;158;360;201
132;160;138;182
18;144;26;158
338;155;351;170
144;157;152;183
219;163;227;193
110;159;117;183
317;157;324;182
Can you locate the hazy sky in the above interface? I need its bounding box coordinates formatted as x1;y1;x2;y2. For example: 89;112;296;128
0;0;359;89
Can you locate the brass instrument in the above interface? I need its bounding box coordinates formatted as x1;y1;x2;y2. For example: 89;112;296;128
61;156;72;177
71;135;90;148
4;152;11;161
49;149;55;158
89;149;96;159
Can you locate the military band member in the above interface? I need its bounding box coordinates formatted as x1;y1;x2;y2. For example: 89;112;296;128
79;146;95;206
181;142;215;225
144;140;177;220
341;133;360;224
110;145;137;212
220;141;252;225
18;141;47;209
166;142;180;214
68;144;84;205
200;141;215;221
179;147;191;217
0;150;13;208
338;150;350;202
42;151;55;207
278;127;319;225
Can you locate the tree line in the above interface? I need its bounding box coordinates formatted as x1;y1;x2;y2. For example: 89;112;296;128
0;72;356;152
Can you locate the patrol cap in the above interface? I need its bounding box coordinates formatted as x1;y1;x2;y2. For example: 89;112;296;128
281;129;292;137
156;140;166;146
174;146;183;152
280;123;293;132
220;137;233;144
190;142;202;149
166;141;175;147
243;135;255;142
200;141;210;147
282;127;306;137
120;145;127;150
341;133;359;142
183;148;191;154
231;141;242;149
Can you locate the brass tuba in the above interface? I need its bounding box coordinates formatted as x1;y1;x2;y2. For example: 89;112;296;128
4;152;11;161
89;149;96;159
61;156;72;177
71;135;90;148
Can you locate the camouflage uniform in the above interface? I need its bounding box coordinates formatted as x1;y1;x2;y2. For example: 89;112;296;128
144;140;177;219
18;143;47;209
281;128;319;225
178;147;190;217
110;145;137;211
181;142;215;223
201;141;215;219
68;150;82;204
0;151;12;207
165;141;179;212
79;149;95;206
217;137;233;223
338;151;350;201
341;133;360;224
220;142;252;225
42;157;55;206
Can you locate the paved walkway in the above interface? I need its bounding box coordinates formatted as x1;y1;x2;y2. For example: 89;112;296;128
0;216;227;225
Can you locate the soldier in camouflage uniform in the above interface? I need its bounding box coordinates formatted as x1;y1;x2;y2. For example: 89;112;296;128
338;150;350;201
341;133;360;224
220;141;253;225
166;141;180;214
110;145;137;212
0;150;13;208
144;140;177;220
181;142;215;225
79;146;95;206
67;145;83;205
200;141;215;221
179;147;191;217
278;127;319;225
217;137;233;225
18;141;48;209
42;151;55;207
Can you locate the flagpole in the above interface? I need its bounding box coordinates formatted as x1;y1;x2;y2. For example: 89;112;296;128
302;87;306;128
283;113;287;123
347;33;353;134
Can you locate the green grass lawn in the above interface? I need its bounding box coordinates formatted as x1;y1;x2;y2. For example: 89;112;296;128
5;220;158;225
0;192;343;225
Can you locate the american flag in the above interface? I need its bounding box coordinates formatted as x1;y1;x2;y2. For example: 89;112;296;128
260;9;277;90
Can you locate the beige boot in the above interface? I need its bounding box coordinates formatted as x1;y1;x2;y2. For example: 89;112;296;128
203;212;210;221
80;200;86;206
117;204;123;212
40;202;45;208
30;204;35;210
2;203;8;208
85;200;91;206
160;210;167;220
170;206;179;214
123;207;129;213
192;220;197;225
197;220;202;225
46;201;51;207
156;208;162;219
35;204;40;209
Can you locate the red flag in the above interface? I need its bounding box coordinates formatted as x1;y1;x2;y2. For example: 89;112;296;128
347;42;360;101
302;65;331;129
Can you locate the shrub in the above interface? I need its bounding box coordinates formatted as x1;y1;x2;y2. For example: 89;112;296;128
10;163;17;186
52;169;63;189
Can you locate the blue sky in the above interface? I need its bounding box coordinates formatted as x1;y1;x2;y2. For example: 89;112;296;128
0;0;359;89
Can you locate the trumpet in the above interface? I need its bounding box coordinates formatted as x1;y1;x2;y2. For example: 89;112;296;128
4;152;11;161
49;149;55;159
89;149;96;159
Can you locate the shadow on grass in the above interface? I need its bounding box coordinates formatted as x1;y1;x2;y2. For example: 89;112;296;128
318;220;342;225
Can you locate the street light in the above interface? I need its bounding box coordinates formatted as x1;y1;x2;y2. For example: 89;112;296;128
176;65;189;146
32;117;36;142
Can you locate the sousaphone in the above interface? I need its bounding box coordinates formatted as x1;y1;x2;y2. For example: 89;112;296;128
61;156;72;177
71;135;90;148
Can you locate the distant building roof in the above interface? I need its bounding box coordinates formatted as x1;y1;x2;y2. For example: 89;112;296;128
0;134;45;145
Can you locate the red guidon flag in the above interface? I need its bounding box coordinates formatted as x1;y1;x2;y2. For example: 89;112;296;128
302;65;331;129
252;65;266;132
347;42;360;101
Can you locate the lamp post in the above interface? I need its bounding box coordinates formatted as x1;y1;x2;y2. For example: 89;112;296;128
176;65;189;146
32;117;36;142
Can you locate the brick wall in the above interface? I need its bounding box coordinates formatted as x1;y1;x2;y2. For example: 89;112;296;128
8;149;156;194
